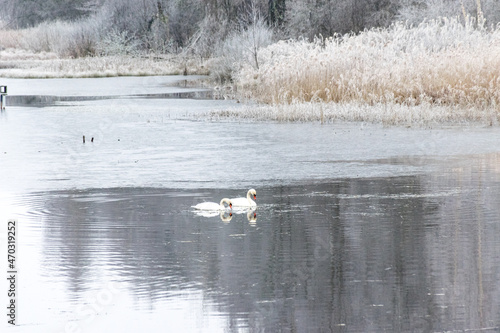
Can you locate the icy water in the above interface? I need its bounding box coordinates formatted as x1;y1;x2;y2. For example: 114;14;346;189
1;76;500;332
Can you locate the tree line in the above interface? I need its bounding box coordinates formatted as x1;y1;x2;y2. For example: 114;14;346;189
1;0;499;55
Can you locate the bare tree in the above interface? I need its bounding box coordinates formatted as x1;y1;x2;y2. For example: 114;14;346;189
6;0;497;60
0;0;102;28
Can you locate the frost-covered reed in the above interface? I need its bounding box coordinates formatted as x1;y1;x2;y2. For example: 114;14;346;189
206;101;498;126
236;18;500;123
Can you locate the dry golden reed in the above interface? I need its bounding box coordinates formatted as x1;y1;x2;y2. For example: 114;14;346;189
236;18;500;123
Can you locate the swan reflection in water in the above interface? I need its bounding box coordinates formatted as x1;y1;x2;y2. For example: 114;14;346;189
193;210;233;222
233;207;257;225
193;208;257;224
247;209;257;226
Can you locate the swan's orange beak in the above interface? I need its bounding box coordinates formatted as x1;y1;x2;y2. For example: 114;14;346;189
229;203;232;208
253;194;256;200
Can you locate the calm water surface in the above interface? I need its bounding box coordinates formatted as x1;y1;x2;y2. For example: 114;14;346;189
1;76;500;332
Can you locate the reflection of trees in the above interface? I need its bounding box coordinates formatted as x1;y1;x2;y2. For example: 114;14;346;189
422;153;500;331
42;196;97;296
238;178;433;332
42;189;197;301
40;154;500;331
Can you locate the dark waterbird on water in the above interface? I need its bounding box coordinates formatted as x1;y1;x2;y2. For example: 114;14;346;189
82;136;94;143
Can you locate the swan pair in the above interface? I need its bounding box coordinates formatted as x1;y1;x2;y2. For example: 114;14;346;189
192;189;257;211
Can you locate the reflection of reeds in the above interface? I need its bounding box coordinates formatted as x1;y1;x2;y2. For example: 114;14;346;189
235;18;500;124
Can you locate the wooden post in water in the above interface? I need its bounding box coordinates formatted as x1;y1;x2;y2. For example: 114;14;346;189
0;86;7;110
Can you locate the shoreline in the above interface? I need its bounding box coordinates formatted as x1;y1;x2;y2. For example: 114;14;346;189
204;102;498;126
1;43;499;127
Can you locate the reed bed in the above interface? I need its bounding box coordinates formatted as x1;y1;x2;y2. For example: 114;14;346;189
235;18;500;123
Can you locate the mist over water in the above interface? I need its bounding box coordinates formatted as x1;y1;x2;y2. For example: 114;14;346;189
1;76;500;332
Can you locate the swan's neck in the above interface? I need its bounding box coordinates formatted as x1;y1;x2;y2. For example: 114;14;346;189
247;193;254;203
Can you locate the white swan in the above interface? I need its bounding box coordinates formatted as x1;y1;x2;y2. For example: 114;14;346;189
192;198;232;211
230;189;257;208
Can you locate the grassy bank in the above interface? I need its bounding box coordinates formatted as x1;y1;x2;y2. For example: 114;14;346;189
232;18;500;124
0;49;209;78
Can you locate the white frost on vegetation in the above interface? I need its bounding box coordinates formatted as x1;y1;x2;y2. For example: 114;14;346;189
234;18;500;123
0;50;207;78
206;101;498;126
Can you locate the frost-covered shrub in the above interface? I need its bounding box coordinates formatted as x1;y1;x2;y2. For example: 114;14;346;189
21;21;73;54
211;19;273;82
95;30;141;56
397;0;500;27
0;28;23;49
17;17;103;57
397;0;466;26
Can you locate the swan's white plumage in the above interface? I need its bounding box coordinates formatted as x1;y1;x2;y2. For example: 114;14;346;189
230;189;257;208
192;198;232;211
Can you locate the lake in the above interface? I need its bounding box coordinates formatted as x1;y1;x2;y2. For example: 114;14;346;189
1;76;500;332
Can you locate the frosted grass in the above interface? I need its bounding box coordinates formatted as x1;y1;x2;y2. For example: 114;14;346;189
205;101;498;126
235;18;500;123
0;50;208;78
